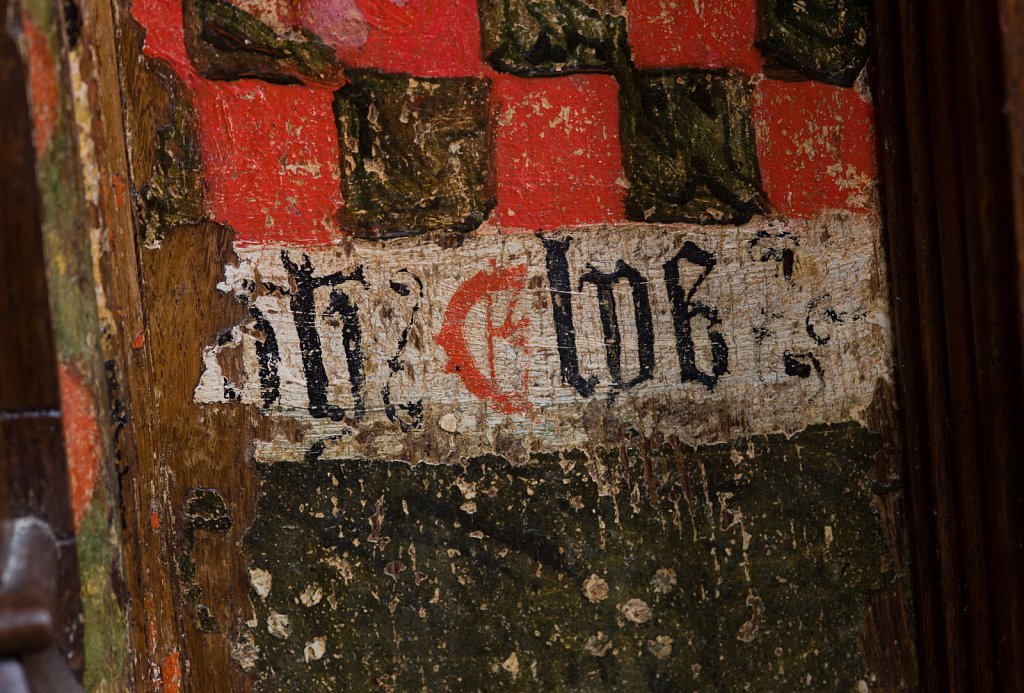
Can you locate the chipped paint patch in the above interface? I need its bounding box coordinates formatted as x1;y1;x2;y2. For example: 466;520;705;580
160;650;181;693
59;363;102;530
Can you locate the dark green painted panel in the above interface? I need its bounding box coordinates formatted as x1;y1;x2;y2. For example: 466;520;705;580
334;71;495;239
182;0;340;85
757;0;871;87
479;0;628;75
239;423;889;691
620;69;767;225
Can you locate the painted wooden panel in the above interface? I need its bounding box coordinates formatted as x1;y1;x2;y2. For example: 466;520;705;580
16;0;916;689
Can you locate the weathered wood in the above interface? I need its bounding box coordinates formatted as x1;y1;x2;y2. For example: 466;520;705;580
8;0;133;687
0;0;83;673
872;0;1024;690
29;0;926;689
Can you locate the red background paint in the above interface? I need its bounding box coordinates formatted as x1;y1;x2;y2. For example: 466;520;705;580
21;14;59;155
752;79;877;218
58;364;102;530
133;0;343;246
191;80;341;245
627;0;763;74
494;74;625;230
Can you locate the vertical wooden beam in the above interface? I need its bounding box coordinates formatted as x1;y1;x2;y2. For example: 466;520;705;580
872;0;1024;690
6;0;135;686
0;0;81;673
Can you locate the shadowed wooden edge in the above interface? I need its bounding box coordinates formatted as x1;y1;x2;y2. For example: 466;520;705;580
0;0;84;674
871;0;1024;690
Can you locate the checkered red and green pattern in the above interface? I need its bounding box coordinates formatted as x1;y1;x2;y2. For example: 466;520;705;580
132;0;876;246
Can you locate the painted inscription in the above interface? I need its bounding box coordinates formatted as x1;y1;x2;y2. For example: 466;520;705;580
195;214;889;462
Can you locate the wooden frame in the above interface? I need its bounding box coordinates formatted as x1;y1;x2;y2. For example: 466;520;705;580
872;0;1024;690
0;0;82;671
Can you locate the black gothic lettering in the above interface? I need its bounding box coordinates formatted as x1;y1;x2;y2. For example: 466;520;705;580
664;241;729;389
747;230;800;282
578;261;655;398
542;236;598;397
382;270;425;431
250;306;281;408
325;287;366;420
783;351;824;380
281;251;367;422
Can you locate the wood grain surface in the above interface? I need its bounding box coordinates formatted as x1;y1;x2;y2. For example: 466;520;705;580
0;0;82;672
872;0;1024;690
20;0;935;689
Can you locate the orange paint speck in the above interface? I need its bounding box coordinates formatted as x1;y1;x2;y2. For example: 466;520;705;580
160;650;181;693
21;13;59;156
146;618;158;656
59;364;102;530
132;332;146;350
112;175;128;210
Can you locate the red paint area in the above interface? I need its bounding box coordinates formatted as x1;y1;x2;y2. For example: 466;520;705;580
336;0;485;77
627;0;762;73
192;80;341;245
217;0;482;76
21;14;59;156
135;0;481;246
436;265;532;416
112;174;128;210
131;0;882;246
494;75;625;229
133;0;192;76
59;364;102;531
160;650;181;693
132;0;342;246
752;80;877;217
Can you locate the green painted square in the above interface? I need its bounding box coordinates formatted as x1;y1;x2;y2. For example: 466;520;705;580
757;0;871;87
479;0;628;75
334;72;496;239
620;69;767;225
